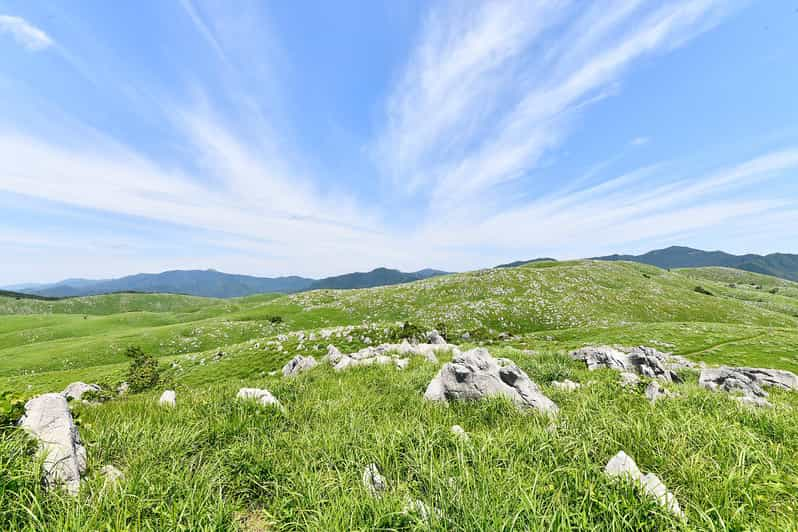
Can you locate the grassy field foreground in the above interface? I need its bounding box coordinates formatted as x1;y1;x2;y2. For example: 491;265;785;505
1;261;797;530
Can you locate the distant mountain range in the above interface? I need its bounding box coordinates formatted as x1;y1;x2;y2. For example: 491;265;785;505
5;267;449;299
595;246;798;282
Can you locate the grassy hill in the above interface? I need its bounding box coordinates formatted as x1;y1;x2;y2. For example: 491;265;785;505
1;260;798;529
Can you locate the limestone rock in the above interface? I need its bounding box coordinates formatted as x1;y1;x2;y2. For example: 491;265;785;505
362;463;386;497
605;451;684;519
699;368;767;398
423;348;558;416
18;393;87;494
237;388;281;409
735;367;798;391
428;330;446;345
571;346;680;382
451;425;469;441
62;382;101;401
645;381;679;403
551;379;581;392
159;390;176;407
282;355;317;377
117;382;129;395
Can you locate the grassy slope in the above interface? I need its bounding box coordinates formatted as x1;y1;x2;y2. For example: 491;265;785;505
1;261;798;530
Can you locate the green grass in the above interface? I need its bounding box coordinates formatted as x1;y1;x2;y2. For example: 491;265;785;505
1;260;798;530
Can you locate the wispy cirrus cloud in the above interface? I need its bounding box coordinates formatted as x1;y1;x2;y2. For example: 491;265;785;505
0;15;53;51
375;0;740;209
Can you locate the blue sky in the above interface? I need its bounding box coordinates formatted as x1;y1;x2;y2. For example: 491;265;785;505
1;0;797;284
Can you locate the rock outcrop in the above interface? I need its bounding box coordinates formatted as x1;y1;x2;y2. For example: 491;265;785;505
237;388;282;409
571;346;681;382
698;367;767;398
282;355;317;377
605;451;684;519
18;393;87;494
326;341;452;372
645;381;677;403
424;348;558;415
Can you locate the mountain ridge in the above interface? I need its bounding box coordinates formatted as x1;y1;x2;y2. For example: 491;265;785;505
594;246;798;281
7;267;449;299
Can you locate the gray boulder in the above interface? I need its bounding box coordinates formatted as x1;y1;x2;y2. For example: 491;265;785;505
18;393;87;494
571;346;680;382
62;382;101;401
645;381;676;403
551;379;581;392
424;348;558;416
282;355;317;377
734;367;798;391
699;368;767;397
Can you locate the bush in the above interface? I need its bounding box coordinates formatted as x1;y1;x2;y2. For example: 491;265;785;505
434;321;449;342
125;346;161;393
0;391;25;431
390;321;425;342
268;316;283;324
694;286;714;296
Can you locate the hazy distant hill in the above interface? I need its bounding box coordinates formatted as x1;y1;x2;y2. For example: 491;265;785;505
595;246;798;282
11;267;449;298
308;267;448;290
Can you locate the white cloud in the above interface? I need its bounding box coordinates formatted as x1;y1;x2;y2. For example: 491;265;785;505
0;15;53;51
375;0;737;210
631;136;650;145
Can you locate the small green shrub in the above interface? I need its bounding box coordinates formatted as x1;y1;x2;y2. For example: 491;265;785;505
125;346;161;393
390;321;425;342
0;391;26;431
694;285;714;296
268;316;283;324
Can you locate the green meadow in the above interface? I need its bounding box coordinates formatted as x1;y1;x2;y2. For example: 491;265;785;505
1;261;797;530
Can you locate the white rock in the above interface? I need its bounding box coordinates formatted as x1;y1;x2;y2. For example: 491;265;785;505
362;463;386;497
100;465;125;486
605;451;684;519
551;379;581;392
237;387;281;409
282;355;317;377
18;393;87;494
62;382;101;401
159;390;176;407
450;425;469;441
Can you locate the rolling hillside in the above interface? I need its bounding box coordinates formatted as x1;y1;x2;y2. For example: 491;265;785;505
2;260;798;530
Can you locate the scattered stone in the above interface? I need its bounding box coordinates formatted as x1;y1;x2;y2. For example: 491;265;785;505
212;351;226;361
645;381;676;403
395;358;410;370
362;463;386;497
325;342;450;371
159;390;176;407
450;425;469;441
282;355;317;377
117;382;129;395
571;346;630;372
237;388;282;409
428;330;446;345
62;382;101;401
424;348;558;416
734;367;797;391
604;451;684;519
551;379;581;392
18;393;87;494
